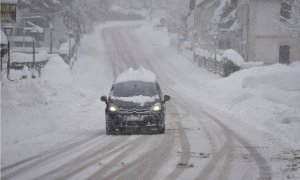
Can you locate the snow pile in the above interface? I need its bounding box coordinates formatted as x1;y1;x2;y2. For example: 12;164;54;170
208;63;300;146
115;67;156;83
41;55;73;85
58;38;75;55
221;49;244;66
111;95;158;106
242;66;300;91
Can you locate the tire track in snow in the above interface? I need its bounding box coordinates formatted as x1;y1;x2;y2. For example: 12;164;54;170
87;135;150;180
203;112;272;180
102;28;128;77
32;136;131;180
130;27;236;179
1;131;104;180
100;127;175;180
122;27;197;179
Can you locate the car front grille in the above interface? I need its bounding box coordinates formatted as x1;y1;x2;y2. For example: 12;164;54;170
119;108;151;114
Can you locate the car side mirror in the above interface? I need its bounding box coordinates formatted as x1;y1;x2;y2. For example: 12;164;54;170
101;96;108;104
163;95;170;102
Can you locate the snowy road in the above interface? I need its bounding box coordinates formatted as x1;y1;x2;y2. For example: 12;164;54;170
2;25;291;180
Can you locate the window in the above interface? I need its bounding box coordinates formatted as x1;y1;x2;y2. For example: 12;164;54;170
280;0;294;22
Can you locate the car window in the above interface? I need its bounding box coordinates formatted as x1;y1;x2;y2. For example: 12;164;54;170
112;81;158;97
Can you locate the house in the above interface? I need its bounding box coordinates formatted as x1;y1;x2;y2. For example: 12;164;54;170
193;0;300;64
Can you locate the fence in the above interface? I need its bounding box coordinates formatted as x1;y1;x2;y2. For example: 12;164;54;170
11;60;48;77
194;54;240;77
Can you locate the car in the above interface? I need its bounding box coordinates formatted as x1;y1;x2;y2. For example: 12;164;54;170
101;67;170;135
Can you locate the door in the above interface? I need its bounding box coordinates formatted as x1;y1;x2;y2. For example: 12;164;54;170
279;45;290;64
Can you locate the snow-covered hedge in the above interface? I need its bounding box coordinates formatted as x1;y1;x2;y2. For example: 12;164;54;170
194;48;243;77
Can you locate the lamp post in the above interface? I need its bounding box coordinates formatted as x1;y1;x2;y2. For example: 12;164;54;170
68;30;75;64
4;25;13;80
49;23;54;54
212;32;219;74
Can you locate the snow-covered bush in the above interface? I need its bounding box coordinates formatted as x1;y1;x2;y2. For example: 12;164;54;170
194;47;242;77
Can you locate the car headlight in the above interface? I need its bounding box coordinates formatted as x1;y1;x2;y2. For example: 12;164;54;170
150;103;161;112
108;103;119;112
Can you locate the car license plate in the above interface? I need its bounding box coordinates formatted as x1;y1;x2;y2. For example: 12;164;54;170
127;116;140;121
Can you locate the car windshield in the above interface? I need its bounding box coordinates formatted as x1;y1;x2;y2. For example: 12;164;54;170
112;81;158;97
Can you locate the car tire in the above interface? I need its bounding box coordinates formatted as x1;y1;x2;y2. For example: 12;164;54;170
106;125;114;135
158;126;165;134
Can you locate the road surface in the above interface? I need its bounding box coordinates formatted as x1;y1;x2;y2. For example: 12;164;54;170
2;25;286;180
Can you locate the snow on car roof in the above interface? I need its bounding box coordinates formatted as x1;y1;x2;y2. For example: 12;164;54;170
115;67;157;83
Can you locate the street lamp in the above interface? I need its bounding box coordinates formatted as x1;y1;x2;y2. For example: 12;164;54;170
3;25;13;80
49;23;54;54
68;30;75;64
212;32;219;74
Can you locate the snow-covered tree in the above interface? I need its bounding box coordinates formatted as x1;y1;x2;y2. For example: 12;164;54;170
164;0;190;28
17;0;111;33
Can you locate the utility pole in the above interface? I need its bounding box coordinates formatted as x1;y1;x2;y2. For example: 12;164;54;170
49;23;53;54
32;39;36;78
7;40;10;80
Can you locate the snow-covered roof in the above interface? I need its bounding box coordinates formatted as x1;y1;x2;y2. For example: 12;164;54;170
115;67;157;84
1;30;8;45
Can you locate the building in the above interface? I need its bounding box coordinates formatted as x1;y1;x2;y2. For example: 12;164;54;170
193;0;300;64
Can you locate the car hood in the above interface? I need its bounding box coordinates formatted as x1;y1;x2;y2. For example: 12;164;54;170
109;95;160;110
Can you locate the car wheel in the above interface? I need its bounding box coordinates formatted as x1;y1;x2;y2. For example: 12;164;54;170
106;125;114;135
106;130;111;135
158;126;165;134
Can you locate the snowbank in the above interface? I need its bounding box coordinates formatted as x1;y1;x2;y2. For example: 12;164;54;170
242;68;300;91
2;22;113;166
207;63;300;147
58;38;75;55
115;67;156;83
41;55;73;85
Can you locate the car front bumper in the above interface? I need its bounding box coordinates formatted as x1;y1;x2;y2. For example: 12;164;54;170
106;112;164;131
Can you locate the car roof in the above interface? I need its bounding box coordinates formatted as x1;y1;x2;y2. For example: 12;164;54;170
115;67;157;84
